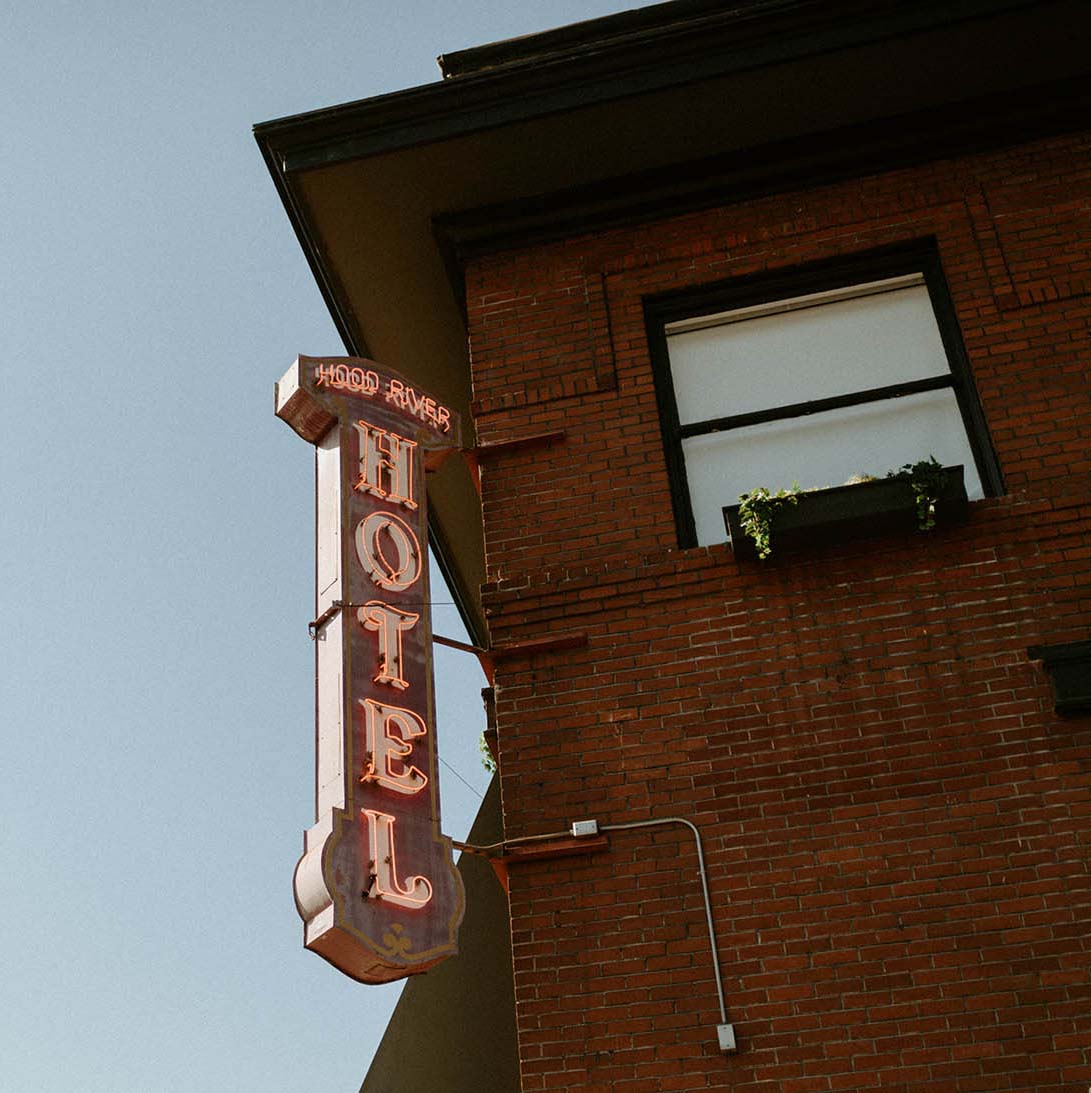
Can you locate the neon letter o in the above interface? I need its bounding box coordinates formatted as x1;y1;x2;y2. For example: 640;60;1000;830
355;511;421;591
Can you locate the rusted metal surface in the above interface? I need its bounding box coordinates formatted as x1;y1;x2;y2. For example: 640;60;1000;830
277;355;465;983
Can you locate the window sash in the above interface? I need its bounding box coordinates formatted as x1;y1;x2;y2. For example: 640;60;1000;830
678;374;955;439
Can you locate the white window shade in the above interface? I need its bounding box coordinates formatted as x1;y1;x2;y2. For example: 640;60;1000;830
666;278;948;423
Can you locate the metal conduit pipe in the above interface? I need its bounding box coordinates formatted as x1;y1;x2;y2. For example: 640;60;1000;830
454;815;736;1054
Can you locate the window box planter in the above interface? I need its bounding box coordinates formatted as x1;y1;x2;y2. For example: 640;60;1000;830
723;464;968;561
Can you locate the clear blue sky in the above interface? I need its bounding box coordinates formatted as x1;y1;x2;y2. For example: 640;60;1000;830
0;2;648;1090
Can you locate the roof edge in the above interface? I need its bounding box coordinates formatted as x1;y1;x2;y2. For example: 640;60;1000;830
436;0;803;79
254;0;1044;175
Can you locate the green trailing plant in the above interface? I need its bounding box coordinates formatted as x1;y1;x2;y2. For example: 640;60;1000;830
888;455;945;532
478;732;497;774
736;483;801;560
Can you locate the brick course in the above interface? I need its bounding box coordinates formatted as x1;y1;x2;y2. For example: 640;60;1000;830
467;130;1091;1091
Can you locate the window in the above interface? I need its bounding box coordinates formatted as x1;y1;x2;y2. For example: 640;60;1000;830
646;244;1002;548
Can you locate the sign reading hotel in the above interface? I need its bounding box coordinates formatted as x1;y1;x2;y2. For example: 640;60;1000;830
275;356;464;982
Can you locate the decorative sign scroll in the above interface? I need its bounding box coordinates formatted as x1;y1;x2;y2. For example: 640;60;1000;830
275;356;464;983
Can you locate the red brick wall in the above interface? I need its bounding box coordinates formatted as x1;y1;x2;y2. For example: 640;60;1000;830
466;130;1091;1091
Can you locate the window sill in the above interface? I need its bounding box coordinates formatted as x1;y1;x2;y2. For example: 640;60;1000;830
722;464;969;561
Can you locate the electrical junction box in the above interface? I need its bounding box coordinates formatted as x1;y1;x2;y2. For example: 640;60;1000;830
571;819;599;837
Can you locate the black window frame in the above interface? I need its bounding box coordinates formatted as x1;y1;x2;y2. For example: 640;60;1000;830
644;240;1004;549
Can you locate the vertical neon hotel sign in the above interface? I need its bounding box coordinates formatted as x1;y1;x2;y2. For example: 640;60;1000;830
275;356;463;982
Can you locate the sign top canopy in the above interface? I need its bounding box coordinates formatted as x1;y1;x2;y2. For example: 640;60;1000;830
276;355;460;449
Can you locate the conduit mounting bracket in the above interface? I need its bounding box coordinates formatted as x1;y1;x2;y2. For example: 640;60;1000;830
717;1023;737;1054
